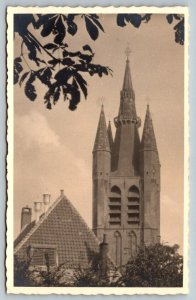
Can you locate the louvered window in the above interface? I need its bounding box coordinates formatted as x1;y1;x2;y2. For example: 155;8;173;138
127;186;140;224
109;186;121;226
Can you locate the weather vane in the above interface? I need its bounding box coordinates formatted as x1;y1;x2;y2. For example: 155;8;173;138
125;44;131;60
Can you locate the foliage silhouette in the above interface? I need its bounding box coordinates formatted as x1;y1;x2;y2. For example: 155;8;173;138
166;14;184;45
122;243;183;287
14;13;184;110
14;243;183;287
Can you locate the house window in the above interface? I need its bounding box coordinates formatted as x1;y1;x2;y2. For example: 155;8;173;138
28;244;58;268
109;186;121;226
127;185;140;225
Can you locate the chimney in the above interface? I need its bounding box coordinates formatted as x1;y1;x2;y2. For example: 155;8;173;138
21;206;32;230
43;194;51;213
34;201;43;222
60;189;64;197
99;234;108;277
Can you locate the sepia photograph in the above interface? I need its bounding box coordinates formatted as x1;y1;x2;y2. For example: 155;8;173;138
7;6;189;294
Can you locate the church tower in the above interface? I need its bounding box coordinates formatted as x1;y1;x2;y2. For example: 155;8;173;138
92;51;161;268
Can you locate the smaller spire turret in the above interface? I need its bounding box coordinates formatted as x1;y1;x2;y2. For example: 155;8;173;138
141;105;159;156
93;105;110;152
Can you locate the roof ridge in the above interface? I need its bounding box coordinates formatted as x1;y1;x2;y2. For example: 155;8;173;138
14;195;62;254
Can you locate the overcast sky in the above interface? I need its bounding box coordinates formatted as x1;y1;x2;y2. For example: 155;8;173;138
14;14;184;252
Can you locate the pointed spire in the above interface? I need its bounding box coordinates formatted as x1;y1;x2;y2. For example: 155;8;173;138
141;105;158;152
122;58;133;92
93;105;110;152
107;121;113;151
115;56;137;125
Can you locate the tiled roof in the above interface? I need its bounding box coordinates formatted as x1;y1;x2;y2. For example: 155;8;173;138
14;220;35;248
14;195;102;268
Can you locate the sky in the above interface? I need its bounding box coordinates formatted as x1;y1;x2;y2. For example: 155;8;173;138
14;14;184;252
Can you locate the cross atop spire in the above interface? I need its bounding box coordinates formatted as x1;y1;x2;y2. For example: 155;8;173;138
125;45;131;61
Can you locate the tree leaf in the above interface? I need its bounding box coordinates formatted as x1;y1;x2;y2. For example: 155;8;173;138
41;18;55;37
90;15;104;32
67;21;78;36
44;43;58;50
69;84;80;111
19;72;30;86
53;86;61;104
36;68;52;86
84;16;99;41
54;67;73;84
14;14;35;36
14;69;19;84
117;14;127;27
14;57;23;73
54;17;66;45
25;73;37;101
166;14;173;24
62;57;75;66
173;14;181;20
83;44;93;54
74;72;88;98
128;14;142;28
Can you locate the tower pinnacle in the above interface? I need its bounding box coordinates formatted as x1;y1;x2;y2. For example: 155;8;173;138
141;105;159;155
93;105;110;152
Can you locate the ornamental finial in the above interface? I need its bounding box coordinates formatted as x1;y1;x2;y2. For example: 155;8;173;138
125;44;131;60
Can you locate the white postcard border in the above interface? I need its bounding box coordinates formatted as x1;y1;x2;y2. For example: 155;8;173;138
6;5;189;295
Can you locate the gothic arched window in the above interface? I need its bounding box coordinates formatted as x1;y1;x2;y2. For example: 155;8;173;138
109;185;121;226
114;231;122;268
111;185;121;195
127;185;140;225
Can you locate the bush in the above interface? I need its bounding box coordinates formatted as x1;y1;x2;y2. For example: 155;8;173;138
122;243;183;287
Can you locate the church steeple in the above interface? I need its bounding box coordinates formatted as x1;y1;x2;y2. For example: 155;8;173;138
141;105;159;156
93;105;110;153
112;54;141;176
92;51;161;266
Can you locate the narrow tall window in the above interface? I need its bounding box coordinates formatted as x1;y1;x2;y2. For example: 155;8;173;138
127;185;140;224
114;231;122;268
129;231;137;258
109;186;121;226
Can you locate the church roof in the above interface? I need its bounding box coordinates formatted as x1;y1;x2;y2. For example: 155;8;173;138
141;105;159;157
93;105;110;152
14;194;101;268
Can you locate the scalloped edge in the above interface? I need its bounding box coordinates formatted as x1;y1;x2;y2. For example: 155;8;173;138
6;5;189;295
